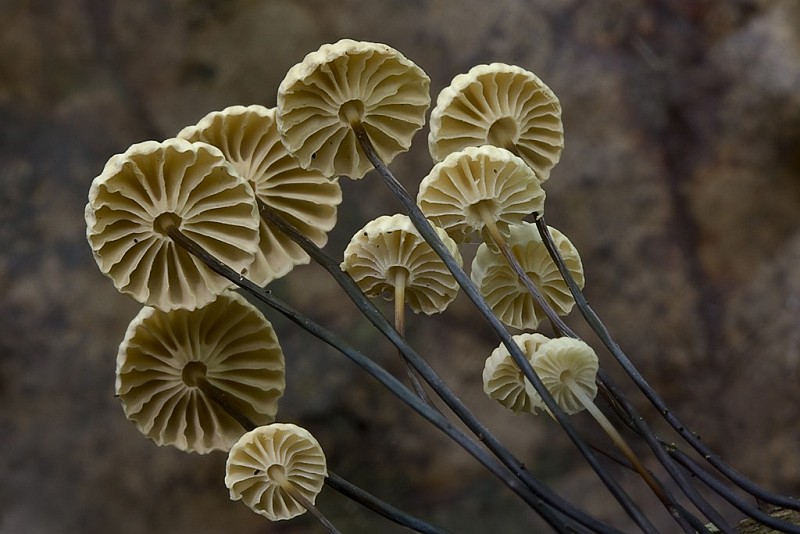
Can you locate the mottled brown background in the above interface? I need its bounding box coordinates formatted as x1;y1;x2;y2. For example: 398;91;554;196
2;0;799;532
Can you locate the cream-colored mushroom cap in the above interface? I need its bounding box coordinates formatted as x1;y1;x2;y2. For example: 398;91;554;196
429;63;563;182
483;333;550;413
417;145;546;243
178;105;342;286
85;138;260;311
471;222;584;330
115;291;285;454
341;214;462;315
524;337;599;415
225;423;327;521
277;39;430;179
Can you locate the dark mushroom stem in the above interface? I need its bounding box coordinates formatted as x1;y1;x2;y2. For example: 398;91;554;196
533;215;800;515
348;120;659;533
162;223;582;533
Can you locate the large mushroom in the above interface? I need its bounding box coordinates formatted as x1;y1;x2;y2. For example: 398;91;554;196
178;105;342;286
428;63;564;182
115;291;285;454
277;39;430;179
85;138;260;311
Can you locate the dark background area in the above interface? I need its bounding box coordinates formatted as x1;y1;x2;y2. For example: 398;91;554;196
2;0;799;532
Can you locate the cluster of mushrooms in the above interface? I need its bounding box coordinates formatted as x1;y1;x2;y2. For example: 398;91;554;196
85;40;800;532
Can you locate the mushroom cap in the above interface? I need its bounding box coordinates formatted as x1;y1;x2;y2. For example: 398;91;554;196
483;333;550;413
115;291;285;454
428;63;564;182
524;337;599;415
277;39;431;179
417;145;546;244
178;105;342;286
225;423;327;521
85;138;260;311
341;214;462;315
471;222;583;330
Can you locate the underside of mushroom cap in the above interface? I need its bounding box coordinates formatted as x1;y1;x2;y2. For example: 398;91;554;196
417;145;546;244
277;39;430;179
116;291;286;454
470;222;584;330
178;105;342;286
483;332;551;413
85;138;260;311
429;63;564;182
341;214;462;315
225;423;327;521
525;337;599;415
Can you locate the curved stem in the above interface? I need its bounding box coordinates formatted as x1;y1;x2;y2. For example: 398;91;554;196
534;215;800;513
164;224;576;533
351;121;657;533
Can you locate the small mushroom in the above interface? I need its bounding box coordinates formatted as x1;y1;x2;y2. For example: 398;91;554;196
341;214;462;317
277;39;430;179
524;337;599;415
470;222;584;330
178;105;342;286
85;138;260;311
116;291;285;454
417;145;546;244
428;63;564;182
225;423;328;521
483;332;549;413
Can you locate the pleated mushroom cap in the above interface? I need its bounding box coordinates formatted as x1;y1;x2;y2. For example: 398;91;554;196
429;63;564;182
471;222;584;330
225;423;327;521
116;291;285;454
178;105;342;286
341;214;462;315
524;337;599;415
85;138;260;311
277;39;430;179
417;145;545;243
483;333;550;413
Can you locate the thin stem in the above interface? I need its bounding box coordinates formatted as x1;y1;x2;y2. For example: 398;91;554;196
391;268;434;405
351;120;657;533
326;473;453;534
564;378;666;504
196;377;256;432
477;203;566;332
269;466;342;534
534;215;800;513
164;224;575;532
260;203;615;533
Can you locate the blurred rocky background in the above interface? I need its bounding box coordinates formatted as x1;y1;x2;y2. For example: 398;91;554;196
2;0;799;532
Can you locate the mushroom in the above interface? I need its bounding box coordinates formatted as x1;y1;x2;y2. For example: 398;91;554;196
416;145;546;244
85;138;260;311
428;63;564;182
115;291;285;454
341;214;461;401
225;423;328;522
483;332;550;413
341;214;462;320
178;105;342;286
277;39;430;179
470;222;584;330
